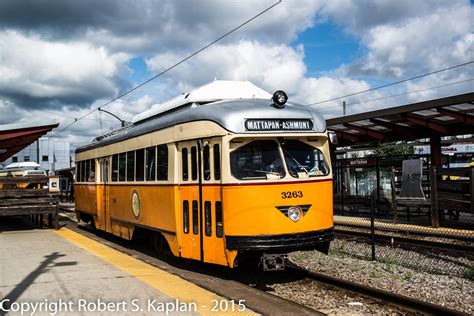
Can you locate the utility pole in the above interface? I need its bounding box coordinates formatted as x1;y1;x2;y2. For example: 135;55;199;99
342;100;346;116
36;139;40;164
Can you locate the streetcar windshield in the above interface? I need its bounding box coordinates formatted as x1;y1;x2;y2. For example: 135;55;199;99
230;140;285;180
230;139;329;180
280;139;329;178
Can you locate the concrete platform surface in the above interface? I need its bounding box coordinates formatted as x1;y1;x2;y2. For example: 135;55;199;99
0;220;255;315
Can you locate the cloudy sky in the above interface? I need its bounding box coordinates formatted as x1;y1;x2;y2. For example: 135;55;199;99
0;0;472;150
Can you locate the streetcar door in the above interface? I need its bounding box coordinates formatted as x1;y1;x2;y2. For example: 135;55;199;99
200;139;226;265
177;139;225;265
97;158;109;232
177;142;201;261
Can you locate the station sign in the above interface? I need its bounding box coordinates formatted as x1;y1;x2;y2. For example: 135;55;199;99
341;158;377;167
245;119;313;131
414;144;474;154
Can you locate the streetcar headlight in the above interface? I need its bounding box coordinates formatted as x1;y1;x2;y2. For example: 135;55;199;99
272;90;288;109
288;206;301;222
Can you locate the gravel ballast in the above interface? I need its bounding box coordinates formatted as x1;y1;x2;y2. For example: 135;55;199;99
288;239;473;314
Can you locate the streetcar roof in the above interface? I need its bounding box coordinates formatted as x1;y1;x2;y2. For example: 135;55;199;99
76;81;326;154
132;80;272;124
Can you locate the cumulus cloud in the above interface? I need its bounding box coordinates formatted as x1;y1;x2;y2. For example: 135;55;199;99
318;0;458;34
0;0;322;125
352;4;473;78
306;0;473;118
146;40;307;94
146;39;373;112
3;93;158;150
0;0;321;54
0;99;22;123
319;1;474;79
0;31;129;109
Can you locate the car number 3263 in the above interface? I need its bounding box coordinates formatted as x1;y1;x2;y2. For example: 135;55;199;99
281;191;303;199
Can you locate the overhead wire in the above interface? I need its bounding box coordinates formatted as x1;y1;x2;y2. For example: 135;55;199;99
305;60;473;107
52;0;282;136
315;78;474;112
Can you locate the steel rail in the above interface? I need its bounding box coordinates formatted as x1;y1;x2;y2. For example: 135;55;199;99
286;263;467;316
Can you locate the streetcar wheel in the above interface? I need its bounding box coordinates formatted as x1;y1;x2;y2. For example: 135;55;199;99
152;232;169;255
89;216;97;231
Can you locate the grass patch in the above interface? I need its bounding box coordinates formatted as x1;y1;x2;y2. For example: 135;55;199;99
463;266;474;280
403;271;413;281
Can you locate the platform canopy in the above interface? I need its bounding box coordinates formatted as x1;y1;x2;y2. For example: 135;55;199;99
0;122;59;163
326;92;474;166
327;92;474;145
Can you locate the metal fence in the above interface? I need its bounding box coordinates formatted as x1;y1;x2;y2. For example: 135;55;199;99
332;194;473;279
333;156;474;229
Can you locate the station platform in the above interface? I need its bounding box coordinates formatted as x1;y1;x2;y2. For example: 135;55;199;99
0;219;256;315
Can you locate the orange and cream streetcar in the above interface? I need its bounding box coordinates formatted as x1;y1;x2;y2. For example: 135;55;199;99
75;80;334;270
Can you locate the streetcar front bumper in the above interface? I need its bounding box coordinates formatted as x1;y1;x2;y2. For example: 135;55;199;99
225;227;333;253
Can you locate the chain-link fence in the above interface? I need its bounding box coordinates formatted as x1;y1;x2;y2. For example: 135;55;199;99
333;156;474;229
332;193;473;279
331;155;473;278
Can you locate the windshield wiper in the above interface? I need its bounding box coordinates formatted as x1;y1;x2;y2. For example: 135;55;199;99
282;149;309;174
241;168;280;176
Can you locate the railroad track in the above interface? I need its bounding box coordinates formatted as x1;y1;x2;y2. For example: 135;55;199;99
284;263;465;316
52;215;466;315
335;226;474;254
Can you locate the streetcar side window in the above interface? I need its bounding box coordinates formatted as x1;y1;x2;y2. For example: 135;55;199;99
145;146;156;181
182;148;188;181
215;201;223;238
127;151;135;181
77;161;82;182
205;201;212;236
183;200;189;234
157;144;168;181
119;153;126;181
192;200;198;234
203;145;210;181
112;154;118;182
136;149;145;181
82;161;86;182
89;159;96;182
191;146;198;181
213;144;221;181
85;160;90;182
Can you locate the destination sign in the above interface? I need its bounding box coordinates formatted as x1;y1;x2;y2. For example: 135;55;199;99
245;119;313;131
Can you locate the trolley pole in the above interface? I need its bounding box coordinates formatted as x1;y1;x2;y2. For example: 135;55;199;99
370;195;376;261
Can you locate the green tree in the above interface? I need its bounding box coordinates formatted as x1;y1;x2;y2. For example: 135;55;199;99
374;142;415;156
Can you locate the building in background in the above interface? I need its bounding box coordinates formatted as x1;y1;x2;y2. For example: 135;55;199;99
1;137;71;174
414;143;474;168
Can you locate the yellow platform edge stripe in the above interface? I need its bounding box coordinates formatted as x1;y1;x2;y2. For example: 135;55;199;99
54;228;258;316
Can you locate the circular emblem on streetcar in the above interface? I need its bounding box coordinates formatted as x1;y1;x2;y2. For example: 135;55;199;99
131;190;140;219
